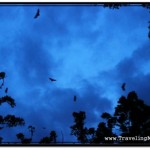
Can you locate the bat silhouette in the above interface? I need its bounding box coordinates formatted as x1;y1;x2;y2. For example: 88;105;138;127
5;87;8;93
74;95;77;102
49;78;56;82
121;83;126;91
34;9;40;19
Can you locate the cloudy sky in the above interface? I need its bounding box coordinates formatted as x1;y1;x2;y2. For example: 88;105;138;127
0;4;150;143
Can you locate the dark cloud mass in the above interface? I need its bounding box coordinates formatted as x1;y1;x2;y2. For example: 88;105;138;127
0;5;149;143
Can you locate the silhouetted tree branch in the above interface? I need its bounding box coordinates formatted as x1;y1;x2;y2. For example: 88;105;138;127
103;3;130;9
0;96;16;108
114;91;150;139
0;71;25;144
39;130;57;144
70;91;150;144
70;111;89;143
28;125;35;139
16;133;32;144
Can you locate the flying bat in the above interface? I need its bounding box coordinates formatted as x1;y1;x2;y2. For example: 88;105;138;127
34;9;40;19
121;83;126;91
74;96;77;102
49;78;56;82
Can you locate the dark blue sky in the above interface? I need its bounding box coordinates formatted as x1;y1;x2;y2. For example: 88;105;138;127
0;4;150;143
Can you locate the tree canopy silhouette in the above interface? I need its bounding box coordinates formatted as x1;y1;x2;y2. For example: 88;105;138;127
103;3;129;9
16;133;32;144
70;111;89;143
0;72;25;143
70;91;150;144
114;91;150;138
39;130;57;144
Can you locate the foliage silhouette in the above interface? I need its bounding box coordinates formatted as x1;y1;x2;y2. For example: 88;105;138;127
0;96;16;107
39;130;57;144
103;3;129;9
114;91;150;139
70;111;89;143
92;122;115;143
71;91;150;144
28;125;35;138
103;3;150;39
0;72;25;143
16;133;32;144
0;72;5;89
0;76;150;144
16;126;36;144
0;137;3;144
141;3;150;9
103;3;150;9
